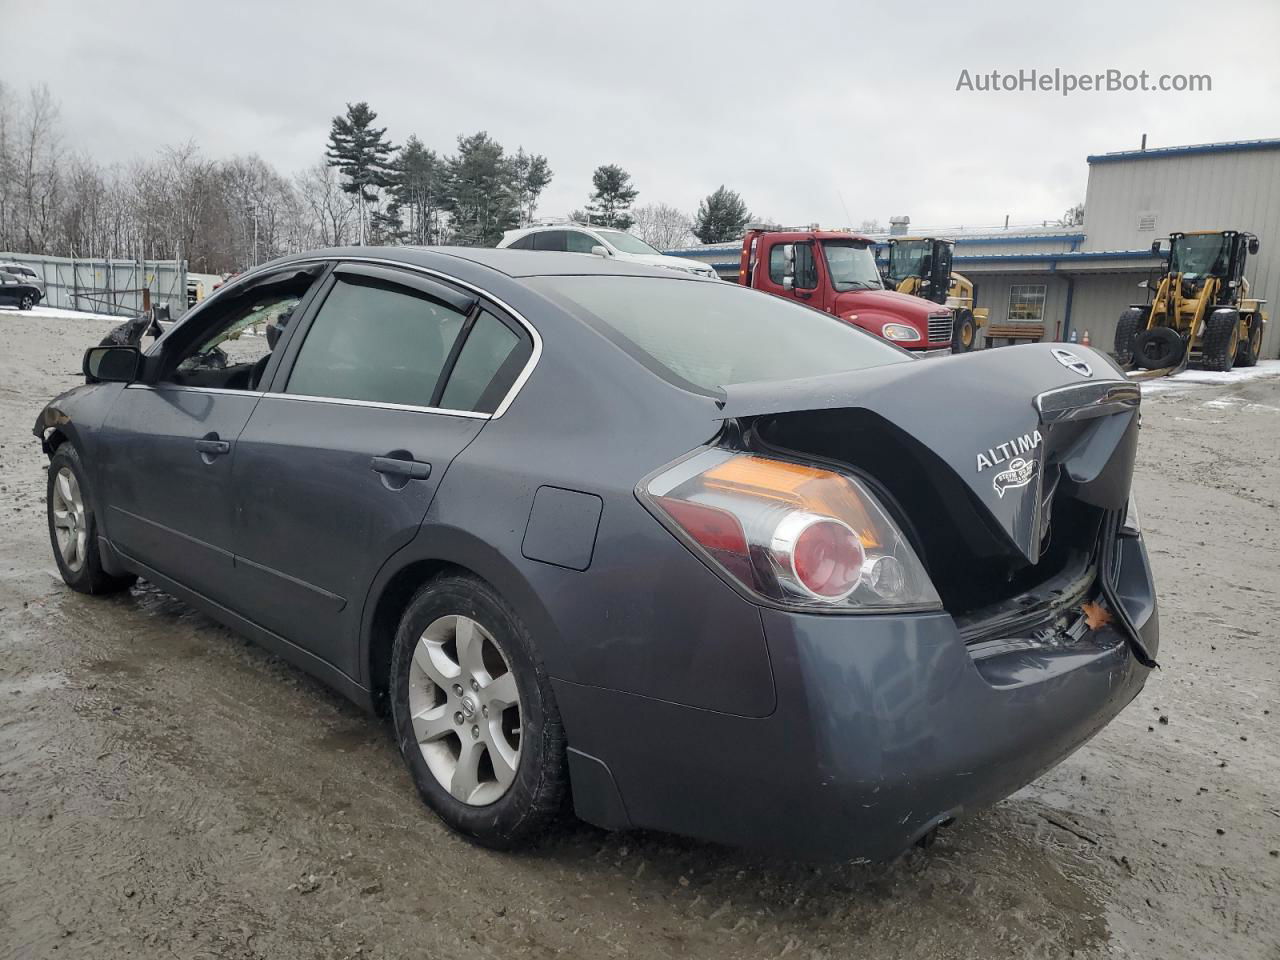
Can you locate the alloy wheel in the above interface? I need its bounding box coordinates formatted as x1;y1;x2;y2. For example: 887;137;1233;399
407;615;522;805
51;466;87;573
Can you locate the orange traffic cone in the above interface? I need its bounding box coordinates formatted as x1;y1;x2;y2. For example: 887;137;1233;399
1081;329;1091;346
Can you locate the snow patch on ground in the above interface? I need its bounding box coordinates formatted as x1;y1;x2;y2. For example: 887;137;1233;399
0;304;130;323
1140;359;1280;394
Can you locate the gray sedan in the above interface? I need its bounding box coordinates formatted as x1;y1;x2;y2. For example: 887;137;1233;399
33;247;1158;860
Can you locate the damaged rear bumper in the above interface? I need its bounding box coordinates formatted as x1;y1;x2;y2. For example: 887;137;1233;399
554;533;1157;861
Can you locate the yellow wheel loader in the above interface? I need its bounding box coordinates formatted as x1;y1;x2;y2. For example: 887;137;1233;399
1115;230;1268;377
884;237;989;352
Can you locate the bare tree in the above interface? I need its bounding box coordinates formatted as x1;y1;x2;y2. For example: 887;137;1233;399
296;160;356;247
16;84;63;253
631;202;694;250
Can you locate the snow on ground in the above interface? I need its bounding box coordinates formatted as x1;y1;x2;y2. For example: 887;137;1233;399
1140;358;1280;394
0;304;131;323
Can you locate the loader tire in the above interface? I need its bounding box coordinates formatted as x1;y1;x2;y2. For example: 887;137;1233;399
952;310;977;353
1133;327;1184;370
1235;315;1262;368
1113;308;1145;366
1200;309;1239;373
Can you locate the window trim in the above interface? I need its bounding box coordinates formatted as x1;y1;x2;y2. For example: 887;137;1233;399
203;255;544;419
1006;283;1048;322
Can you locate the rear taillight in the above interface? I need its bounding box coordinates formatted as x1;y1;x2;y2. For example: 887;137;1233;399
640;449;940;612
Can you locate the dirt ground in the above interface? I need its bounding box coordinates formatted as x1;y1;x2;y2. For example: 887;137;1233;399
1;308;1276;960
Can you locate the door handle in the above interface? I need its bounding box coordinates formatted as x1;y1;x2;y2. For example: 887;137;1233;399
195;437;231;457
795;291;812;300
371;456;432;481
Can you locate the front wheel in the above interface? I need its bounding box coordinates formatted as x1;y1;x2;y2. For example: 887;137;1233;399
951;310;977;353
1200;309;1239;372
390;574;568;849
46;445;137;594
19;293;35;310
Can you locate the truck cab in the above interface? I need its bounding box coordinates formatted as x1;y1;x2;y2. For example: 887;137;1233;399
738;227;953;351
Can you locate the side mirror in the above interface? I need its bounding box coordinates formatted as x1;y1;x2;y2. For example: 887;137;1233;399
1248;237;1260;256
590;245;610;258
781;244;796;290
1150;240;1163;256
83;345;142;384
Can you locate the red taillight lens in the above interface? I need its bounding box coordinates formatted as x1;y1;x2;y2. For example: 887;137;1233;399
787;516;865;599
655;497;753;586
641;450;939;611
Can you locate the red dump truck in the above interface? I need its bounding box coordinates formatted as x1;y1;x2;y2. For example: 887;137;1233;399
735;226;955;351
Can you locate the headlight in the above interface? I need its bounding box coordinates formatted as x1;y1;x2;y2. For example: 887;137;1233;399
640;449;940;612
881;323;922;342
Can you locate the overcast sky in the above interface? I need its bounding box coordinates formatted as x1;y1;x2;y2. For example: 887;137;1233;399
7;0;1279;234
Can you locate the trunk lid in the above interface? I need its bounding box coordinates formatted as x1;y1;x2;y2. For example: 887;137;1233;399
720;344;1139;575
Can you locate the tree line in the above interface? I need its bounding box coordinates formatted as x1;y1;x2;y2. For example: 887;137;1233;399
0;83;754;274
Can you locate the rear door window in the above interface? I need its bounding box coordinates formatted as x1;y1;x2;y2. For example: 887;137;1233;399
439;311;531;413
285;276;467;408
532;231;567;252
507;235;536;250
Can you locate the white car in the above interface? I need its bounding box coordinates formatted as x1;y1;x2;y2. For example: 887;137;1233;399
497;224;719;280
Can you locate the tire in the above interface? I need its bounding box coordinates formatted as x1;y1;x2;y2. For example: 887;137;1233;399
390;574;568;849
1113;308;1146;366
46;445;137;595
1133;327;1184;370
1200;309;1239;373
19;293;34;310
1235;315;1262;368
951;310;977;353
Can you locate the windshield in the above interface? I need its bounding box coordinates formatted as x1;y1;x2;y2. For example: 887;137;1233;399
886;240;930;284
1169;234;1230;277
528;275;909;392
596;230;661;255
822;242;883;291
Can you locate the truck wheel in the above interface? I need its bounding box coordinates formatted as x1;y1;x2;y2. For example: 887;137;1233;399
1200;309;1239;372
1235;315;1262;368
1113;308;1146;366
951;310;977;353
1133;327;1184;370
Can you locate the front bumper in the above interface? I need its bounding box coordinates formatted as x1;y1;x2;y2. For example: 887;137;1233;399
555;534;1157;861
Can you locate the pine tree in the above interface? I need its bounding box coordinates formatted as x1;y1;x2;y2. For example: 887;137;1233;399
508;148;552;227
444;132;520;247
693;186;751;244
389;135;447;245
325;102;397;245
585;164;638;230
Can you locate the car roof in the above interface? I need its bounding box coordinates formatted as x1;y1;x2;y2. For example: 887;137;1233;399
263;245;701;281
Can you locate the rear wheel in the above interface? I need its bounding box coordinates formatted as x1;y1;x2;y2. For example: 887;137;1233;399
46;445;137;594
1201;309;1239;372
1235;315;1262;367
389;574;568;849
1133;327;1184;370
951;310;977;353
1113;308;1146;366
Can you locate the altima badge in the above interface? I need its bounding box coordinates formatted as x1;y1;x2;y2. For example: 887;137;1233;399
992;457;1039;498
1051;348;1093;378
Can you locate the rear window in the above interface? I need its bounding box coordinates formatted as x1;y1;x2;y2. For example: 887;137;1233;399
528;276;909;392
